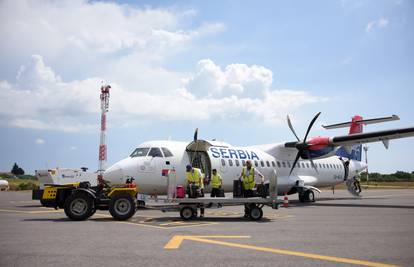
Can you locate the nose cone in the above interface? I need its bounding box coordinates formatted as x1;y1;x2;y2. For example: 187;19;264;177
104;164;124;184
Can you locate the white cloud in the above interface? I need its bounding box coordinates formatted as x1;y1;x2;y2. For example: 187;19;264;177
70;146;77;150
0;1;326;132
366;18;389;32
0;56;326;131
35;138;45;144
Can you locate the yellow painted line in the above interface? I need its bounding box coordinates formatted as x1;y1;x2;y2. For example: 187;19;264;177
164;235;251;249
165;235;399;267
0;209;61;214
116;221;171;230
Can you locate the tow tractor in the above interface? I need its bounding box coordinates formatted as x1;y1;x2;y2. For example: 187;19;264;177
40;179;138;221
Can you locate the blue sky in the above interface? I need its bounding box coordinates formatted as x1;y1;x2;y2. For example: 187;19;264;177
0;0;413;174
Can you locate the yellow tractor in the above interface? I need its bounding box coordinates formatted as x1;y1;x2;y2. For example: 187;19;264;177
40;181;138;221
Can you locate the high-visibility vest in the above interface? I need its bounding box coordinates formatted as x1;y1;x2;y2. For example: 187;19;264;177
211;173;222;189
242;167;255;190
186;168;202;187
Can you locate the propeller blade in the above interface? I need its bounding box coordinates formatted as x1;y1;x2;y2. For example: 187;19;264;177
193;128;198;141
306;150;319;174
303;112;321;142
289;151;302;176
287;115;300;141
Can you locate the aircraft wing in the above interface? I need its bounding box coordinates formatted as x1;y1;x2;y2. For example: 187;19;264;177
328;126;414;147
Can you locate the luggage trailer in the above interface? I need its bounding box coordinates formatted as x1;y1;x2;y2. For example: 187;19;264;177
140;170;280;221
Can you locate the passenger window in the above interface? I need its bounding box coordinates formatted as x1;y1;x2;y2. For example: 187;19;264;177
297;162;300;168
229;159;233;166
301;163;306;168
242;160;246;166
161;147;173;157
130;147;149;157
148;147;163;157
287;162;291;168
266;161;270;167
235;159;240;167
282;162;286;168
221;159;226;166
277;161;281;168
260;161;265;167
319;163;322;169
272;161;276;167
254;161;259;167
306;163;310;168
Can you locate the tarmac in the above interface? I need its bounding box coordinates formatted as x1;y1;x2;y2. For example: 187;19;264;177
0;189;413;267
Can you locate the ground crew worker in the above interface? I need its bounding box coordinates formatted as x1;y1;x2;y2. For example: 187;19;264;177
238;160;264;218
210;169;222;197
238;160;264;198
185;164;205;217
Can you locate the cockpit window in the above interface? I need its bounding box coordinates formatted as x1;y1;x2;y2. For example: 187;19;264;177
161;147;173;157
130;147;150;157
148;147;163;157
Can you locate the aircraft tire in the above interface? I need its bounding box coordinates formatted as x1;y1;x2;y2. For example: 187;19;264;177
304;190;315;202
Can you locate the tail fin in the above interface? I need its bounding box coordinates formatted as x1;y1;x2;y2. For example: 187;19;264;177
323;115;399;161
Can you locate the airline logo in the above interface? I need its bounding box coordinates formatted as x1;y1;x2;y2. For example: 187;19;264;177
209;147;260;160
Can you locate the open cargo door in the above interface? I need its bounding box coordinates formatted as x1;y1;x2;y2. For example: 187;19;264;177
186;140;213;180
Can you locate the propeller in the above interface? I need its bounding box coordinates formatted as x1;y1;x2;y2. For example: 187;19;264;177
287;112;321;175
193;128;198;141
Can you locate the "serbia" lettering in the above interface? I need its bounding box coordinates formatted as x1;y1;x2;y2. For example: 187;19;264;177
209;147;260;160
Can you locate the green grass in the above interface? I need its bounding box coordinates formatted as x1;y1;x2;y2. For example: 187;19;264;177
0;173;39;191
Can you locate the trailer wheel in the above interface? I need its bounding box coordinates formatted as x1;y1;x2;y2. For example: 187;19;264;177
64;193;94;221
249;206;263;221
109;193;136;221
180;206;195;220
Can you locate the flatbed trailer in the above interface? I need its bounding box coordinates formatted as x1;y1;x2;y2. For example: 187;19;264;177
139;170;280;221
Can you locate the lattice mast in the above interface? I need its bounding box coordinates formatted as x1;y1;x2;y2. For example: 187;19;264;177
97;84;110;185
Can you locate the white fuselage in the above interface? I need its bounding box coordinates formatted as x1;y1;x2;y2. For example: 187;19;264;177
104;140;367;196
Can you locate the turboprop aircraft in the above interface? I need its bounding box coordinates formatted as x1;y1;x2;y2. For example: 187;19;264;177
104;113;414;202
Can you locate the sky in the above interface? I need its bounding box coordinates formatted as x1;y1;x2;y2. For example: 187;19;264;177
0;0;413;175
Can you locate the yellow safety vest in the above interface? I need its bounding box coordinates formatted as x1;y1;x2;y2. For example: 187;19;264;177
211;173;222;189
242;167;255;190
186;168;202;187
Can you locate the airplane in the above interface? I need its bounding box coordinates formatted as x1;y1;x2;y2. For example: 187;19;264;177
103;113;414;202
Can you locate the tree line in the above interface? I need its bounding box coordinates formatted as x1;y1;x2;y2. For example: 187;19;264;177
360;171;414;182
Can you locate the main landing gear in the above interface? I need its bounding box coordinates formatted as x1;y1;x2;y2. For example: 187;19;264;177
299;189;315;203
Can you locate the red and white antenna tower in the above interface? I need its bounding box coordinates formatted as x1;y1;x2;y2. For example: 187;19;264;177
97;84;110;185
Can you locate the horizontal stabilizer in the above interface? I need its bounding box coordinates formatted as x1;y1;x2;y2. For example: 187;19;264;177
322;115;399;129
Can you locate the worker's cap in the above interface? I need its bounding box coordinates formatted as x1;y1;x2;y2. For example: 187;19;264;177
186;164;192;171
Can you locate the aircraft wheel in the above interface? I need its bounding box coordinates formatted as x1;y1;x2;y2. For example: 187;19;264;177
180;206;195;220
249;206;263;221
109;193;136;220
305;190;315;202
64;193;94;221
